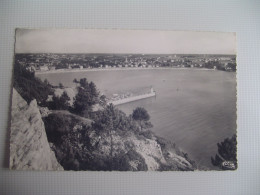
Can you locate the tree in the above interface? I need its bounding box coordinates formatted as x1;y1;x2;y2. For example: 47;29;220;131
99;95;107;107
211;134;237;170
73;78;99;116
79;78;88;88
89;81;99;103
44;79;49;85
73;87;91;116
59;91;70;110
227;63;236;71
132;107;151;131
132;107;150;121
92;103;138;133
107;114;114;170
59;83;64;89
50;91;70;110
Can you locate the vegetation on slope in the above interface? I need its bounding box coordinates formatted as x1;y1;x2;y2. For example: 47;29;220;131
13;59;54;105
211;134;237;170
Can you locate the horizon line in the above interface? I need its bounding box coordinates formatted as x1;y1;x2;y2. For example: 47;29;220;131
15;52;236;55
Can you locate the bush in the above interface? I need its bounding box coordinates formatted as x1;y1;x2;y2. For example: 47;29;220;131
139;130;154;139
43;113;80;143
112;150;148;171
132;107;150;121
211;134;237;170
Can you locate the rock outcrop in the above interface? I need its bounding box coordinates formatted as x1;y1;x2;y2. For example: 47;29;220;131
92;130;195;171
9;89;63;170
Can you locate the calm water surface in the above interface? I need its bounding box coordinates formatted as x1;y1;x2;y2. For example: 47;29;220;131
37;69;236;169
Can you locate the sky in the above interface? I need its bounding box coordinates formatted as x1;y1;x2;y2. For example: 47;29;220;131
15;29;236;54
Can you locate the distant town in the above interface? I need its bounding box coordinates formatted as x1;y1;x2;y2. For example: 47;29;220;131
15;53;237;73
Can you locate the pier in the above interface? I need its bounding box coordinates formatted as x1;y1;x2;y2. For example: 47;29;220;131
108;88;156;106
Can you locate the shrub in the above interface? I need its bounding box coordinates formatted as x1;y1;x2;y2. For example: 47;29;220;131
43;113;80;143
112;150;148;171
211;134;237;170
132;107;150;121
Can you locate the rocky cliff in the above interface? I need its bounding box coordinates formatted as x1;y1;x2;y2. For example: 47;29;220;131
9;89;63;170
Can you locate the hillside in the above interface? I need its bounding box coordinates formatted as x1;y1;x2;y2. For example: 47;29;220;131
42;104;196;171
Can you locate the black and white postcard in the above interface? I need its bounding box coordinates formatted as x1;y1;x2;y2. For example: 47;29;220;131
10;29;237;171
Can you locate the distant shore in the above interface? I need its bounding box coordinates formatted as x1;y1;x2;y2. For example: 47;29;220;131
35;67;215;75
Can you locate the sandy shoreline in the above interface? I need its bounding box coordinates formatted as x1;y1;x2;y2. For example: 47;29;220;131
35;67;214;75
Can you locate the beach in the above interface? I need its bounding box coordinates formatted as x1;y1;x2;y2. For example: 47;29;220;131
35;67;214;75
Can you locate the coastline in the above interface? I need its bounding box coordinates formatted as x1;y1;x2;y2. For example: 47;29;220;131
35;67;215;75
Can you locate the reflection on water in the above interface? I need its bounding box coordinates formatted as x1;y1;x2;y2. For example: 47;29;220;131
37;69;236;169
